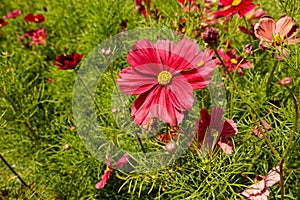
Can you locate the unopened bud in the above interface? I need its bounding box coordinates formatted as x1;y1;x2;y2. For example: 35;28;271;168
202;28;219;47
64;143;71;150
279;77;292;86
165;141;177;153
243;43;253;56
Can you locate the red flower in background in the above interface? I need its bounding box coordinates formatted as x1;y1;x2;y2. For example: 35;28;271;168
53;52;83;70
4;10;21;19
0;18;8;28
193;106;238;154
135;0;150;17
214;0;259;19
216;48;251;75
24;13;45;23
241;166;281;199
95;154;129;189
117;39;216;126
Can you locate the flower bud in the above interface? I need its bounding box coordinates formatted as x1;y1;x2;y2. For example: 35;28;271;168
64;143;71;150
165;141;177;153
279;77;292;86
70;126;76;131
202;28;219;47
243;43;253;56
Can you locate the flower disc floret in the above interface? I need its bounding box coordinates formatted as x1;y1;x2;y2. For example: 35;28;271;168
157;71;173;85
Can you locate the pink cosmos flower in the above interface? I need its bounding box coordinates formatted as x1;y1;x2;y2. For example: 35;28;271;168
117;39;216;126
241;166;281;199
214;0;259;19
135;0;150;17
254;14;300;55
95;154;129;189
216;48;252;75
252;119;272;138
31;27;47;45
4;10;21;19
194;106;238;154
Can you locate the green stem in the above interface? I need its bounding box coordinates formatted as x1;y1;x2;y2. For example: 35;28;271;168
214;49;281;162
283;90;299;158
0;154;39;199
266;60;278;94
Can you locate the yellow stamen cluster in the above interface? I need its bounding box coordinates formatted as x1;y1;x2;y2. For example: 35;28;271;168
157;71;173;85
231;58;238;64
232;0;242;6
274;34;284;45
38;36;43;41
198;60;205;67
34;17;39;22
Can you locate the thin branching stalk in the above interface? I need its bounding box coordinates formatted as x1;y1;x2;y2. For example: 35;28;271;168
0;154;39;199
214;49;281;162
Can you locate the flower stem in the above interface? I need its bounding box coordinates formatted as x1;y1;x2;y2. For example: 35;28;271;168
0;154;39;198
266;59;278;94
283;88;299;158
280;159;285;200
135;132;146;153
214;49;281;162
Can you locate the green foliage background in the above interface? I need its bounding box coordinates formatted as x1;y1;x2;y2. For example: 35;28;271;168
0;0;299;199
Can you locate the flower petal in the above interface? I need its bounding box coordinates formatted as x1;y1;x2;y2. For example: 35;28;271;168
221;119;238;137
217;137;233;154
117;64;160;95
265;166;281;187
95;170;111;189
275;14;297;37
254;16;275;42
114;154;129;169
127;40;161;68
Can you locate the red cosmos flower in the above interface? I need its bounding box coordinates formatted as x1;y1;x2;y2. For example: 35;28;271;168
117;39;216;126
0;18;8;28
135;0;150;17
4;10;21;19
216;48;251;75
95;154;129;189
24;13;45;23
214;0;259;19
241;166;281;199
194;106;238;154
254;14;300;58
53;52;83;70
31;27;47;45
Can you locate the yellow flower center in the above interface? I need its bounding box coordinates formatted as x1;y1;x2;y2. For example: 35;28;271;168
274;34;284;45
38;36;43;41
181;28;186;33
246;13;253;20
231;58;238;64
157;71;173;85
198;60;204;67
232;0;242;6
34;17;39;22
0;24;2;28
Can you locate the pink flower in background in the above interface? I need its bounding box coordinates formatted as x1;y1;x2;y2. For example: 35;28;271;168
135;0;150;17
31;27;47;45
241;166;281;199
216;48;252;75
194;106;238;154
214;0;259;19
252;119;272;138
245;8;267;21
95;154;129;189
24;13;45;23
117;39;216;126
254;14;300;57
4;10;21;19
